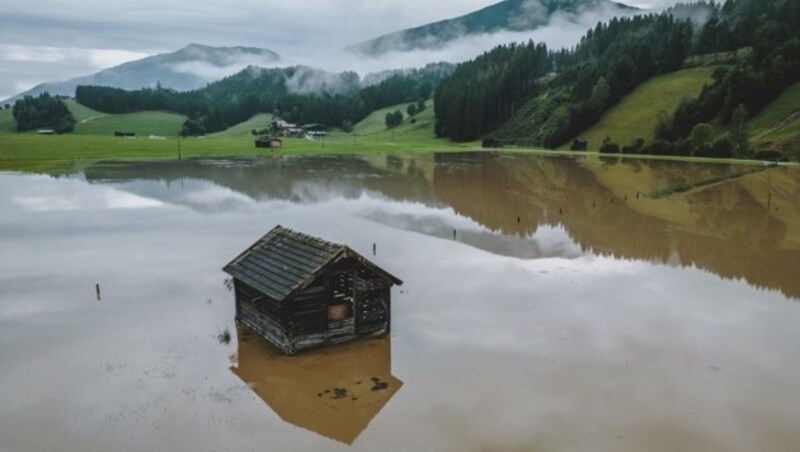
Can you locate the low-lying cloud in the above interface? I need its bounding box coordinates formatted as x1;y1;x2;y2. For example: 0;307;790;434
0;0;683;100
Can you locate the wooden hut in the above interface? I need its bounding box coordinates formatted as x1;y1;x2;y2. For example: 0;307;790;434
254;136;282;148
223;226;403;355
571;137;588;151
482;137;504;148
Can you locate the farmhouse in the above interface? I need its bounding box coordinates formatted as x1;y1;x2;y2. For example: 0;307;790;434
254;136;283;149
302;123;328;137
223;226;403;355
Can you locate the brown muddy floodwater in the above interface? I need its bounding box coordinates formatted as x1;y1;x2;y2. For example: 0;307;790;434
1;153;800;451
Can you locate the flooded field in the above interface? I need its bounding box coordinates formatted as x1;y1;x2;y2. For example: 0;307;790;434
1;153;800;451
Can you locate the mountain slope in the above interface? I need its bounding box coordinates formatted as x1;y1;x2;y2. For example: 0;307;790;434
561;66;718;150
750;82;800;156
348;0;636;56
2;43;280;104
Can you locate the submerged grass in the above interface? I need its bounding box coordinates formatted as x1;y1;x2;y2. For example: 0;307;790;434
646;166;768;199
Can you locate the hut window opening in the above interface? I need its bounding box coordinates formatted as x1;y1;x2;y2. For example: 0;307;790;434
329;271;355;322
328;303;352;322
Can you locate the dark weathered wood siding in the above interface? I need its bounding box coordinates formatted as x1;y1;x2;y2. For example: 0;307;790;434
288;284;327;352
234;280;293;354
289;261;392;353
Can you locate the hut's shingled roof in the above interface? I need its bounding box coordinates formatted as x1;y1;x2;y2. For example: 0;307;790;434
223;226;401;302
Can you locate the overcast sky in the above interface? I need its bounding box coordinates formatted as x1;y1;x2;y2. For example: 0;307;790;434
0;0;681;100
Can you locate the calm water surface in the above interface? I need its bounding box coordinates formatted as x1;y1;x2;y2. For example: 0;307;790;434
1;153;799;451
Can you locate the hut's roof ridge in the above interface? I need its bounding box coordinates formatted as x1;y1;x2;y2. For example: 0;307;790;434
223;226;401;302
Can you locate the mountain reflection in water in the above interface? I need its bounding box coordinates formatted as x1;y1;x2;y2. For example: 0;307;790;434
84;153;800;300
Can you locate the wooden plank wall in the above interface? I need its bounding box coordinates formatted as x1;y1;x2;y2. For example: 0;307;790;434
235;280;294;354
289;284;327;352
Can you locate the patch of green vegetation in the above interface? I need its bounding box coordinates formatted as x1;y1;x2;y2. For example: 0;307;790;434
0;123;475;174
73;110;187;137
683;48;752;68
354;103;410;135
355;100;450;145
565;66;718;150
64;99;104;122
211;113;273;138
646;166;766;199
750;82;800;143
0;108;15;133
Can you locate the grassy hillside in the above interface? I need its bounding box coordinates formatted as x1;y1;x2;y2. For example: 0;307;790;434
563;66;718;150
354;100;448;145
64;100;104;122
72;110;187;137
353;103;412;135
211;113;272;138
0;108;14;133
750;82;800;148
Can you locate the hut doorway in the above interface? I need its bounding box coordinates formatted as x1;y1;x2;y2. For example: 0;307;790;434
327;270;356;343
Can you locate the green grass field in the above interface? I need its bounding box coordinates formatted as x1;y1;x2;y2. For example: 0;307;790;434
72;110;187;137
210;113;273;138
64;100;104;122
0;108;15;133
0;99;474;174
352;100;461;146
564;66;718;150
750;82;800;144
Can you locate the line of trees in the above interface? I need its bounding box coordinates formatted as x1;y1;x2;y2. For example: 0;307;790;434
435;13;689;145
76;64;451;136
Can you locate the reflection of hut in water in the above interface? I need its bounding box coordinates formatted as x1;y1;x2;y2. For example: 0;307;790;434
223;226;403;355
232;326;403;444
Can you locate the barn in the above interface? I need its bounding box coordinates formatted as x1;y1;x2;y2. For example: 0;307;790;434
223;226;403;355
255;136;282;148
482;137;504;148
571;137;588;151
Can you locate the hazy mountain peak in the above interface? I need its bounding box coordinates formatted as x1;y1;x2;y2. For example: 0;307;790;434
3;43;281;104
348;0;637;56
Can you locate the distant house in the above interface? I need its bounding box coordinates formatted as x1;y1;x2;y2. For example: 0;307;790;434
571;137;588;151
254;136;282;149
285;127;305;138
482;137;504;148
302;123;327;137
36;128;56;135
223;226;403;355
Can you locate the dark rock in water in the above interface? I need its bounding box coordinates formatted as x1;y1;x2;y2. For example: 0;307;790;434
333;388;348;399
371;378;389;391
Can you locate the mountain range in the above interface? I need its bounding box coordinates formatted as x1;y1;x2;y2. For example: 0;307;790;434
347;0;637;56
4;0;639;103
2;43;280;104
